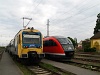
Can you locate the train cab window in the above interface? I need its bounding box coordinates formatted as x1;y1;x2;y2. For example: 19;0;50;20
13;39;15;46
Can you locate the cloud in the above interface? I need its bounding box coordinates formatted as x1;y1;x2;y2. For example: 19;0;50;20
0;0;100;46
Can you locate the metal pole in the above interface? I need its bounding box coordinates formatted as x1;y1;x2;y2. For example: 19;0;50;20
23;17;24;28
47;19;50;36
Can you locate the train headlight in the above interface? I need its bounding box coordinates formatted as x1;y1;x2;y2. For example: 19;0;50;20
23;46;28;48
68;47;72;50
37;46;41;48
26;46;28;48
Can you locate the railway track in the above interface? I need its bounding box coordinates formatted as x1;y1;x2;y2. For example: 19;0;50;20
75;53;100;58
43;53;100;72
48;57;100;72
27;62;73;75
70;59;100;71
74;53;100;63
68;53;100;72
27;53;100;74
27;66;53;75
74;56;100;63
27;64;70;75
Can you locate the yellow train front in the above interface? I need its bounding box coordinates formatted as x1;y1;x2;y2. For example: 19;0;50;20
12;27;44;63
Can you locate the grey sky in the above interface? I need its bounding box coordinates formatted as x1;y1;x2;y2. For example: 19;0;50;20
0;0;100;46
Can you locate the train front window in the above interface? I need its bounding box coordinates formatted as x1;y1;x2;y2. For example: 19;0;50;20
62;44;74;51
23;34;40;44
57;38;74;51
57;38;72;44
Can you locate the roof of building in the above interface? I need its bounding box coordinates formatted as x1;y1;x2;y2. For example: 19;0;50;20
90;32;100;39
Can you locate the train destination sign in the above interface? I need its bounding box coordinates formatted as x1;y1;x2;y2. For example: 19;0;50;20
23;34;40;38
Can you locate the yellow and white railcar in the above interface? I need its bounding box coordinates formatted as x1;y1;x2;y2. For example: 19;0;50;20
10;27;44;63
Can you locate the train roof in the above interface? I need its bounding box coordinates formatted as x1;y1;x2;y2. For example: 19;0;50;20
44;36;72;44
53;36;67;38
44;36;68;39
14;27;41;37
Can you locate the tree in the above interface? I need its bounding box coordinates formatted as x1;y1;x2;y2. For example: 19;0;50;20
82;38;91;52
68;37;77;48
94;13;100;34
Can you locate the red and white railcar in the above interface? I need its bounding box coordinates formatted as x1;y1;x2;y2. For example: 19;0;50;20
43;36;74;60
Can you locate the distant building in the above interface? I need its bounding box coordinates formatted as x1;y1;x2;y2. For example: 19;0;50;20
77;40;82;50
90;32;100;52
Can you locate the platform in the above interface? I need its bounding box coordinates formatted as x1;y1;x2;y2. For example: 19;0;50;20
0;52;23;75
42;59;100;75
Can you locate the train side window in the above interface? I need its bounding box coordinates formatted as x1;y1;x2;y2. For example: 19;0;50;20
43;41;47;46
44;40;49;46
13;39;15;46
49;40;57;46
44;40;57;46
48;40;51;46
18;35;20;44
53;41;57;46
47;40;49;46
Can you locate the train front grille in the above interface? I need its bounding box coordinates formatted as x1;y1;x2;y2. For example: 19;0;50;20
65;51;74;57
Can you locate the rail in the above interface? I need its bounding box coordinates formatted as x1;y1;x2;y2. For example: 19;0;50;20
75;53;100;58
27;62;75;75
69;53;100;72
27;66;54;75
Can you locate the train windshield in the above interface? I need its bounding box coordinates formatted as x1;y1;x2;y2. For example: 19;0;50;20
22;32;41;44
57;38;72;44
57;38;74;51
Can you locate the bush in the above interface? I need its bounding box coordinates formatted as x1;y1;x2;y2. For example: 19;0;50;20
84;47;96;52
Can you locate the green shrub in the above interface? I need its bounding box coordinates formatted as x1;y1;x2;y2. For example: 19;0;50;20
84;47;96;52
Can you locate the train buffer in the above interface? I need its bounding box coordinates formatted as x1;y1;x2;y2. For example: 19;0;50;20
0;52;23;75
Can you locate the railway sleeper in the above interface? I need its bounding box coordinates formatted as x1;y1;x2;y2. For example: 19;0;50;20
28;66;52;75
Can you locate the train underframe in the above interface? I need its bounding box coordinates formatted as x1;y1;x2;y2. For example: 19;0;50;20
9;51;44;65
45;51;74;60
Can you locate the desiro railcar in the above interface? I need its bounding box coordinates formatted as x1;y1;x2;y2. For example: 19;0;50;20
43;36;74;60
7;27;44;63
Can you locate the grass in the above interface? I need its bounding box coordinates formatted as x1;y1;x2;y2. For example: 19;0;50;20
39;62;58;72
14;60;35;75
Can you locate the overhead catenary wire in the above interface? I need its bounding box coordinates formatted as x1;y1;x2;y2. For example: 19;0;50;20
52;2;100;25
50;0;97;23
50;0;100;25
24;0;41;17
26;0;43;17
50;0;89;22
49;13;96;34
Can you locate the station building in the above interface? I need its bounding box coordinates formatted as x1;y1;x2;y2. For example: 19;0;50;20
90;32;100;52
